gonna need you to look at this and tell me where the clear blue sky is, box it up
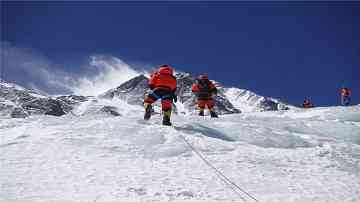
[1,1,359,106]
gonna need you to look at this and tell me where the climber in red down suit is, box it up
[143,65,177,126]
[191,74,218,118]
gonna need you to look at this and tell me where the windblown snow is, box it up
[71,55,139,96]
[1,101,360,202]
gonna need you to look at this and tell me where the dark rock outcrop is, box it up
[21,98,65,116]
[100,106,121,116]
[257,98,279,111]
[100,74,148,106]
[10,107,28,118]
[0,82,90,117]
[56,95,92,113]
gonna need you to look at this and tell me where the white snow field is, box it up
[1,103,360,202]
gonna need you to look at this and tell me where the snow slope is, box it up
[224,88,292,112]
[1,104,360,202]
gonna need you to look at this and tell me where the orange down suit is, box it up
[144,71,177,110]
[191,79,217,109]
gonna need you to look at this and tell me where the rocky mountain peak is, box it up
[99,71,292,114]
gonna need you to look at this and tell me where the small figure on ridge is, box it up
[302,98,314,109]
[340,87,352,106]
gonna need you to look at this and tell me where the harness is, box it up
[149,90,172,100]
[148,89,177,109]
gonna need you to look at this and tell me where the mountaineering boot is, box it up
[162,109,172,126]
[198,107,204,116]
[199,110,204,116]
[144,103,152,120]
[210,109,218,118]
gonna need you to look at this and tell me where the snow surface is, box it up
[224,88,293,112]
[0,82,27,91]
[1,103,360,202]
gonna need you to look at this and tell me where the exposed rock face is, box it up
[100,75,148,106]
[256,98,290,111]
[21,98,65,116]
[75,99,122,117]
[100,106,121,116]
[0,101,14,116]
[257,98,279,111]
[10,107,28,118]
[0,82,90,117]
[56,95,92,113]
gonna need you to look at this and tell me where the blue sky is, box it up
[1,1,359,106]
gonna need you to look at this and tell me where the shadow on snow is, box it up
[174,124,235,142]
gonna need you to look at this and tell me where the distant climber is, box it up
[302,99,314,109]
[144,65,177,126]
[340,87,351,106]
[192,74,218,118]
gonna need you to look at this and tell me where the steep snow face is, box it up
[225,87,292,112]
[1,104,359,202]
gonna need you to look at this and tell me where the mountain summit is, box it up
[100,72,291,115]
[1,71,291,118]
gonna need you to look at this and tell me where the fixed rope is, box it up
[69,110,81,117]
[178,133,260,202]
